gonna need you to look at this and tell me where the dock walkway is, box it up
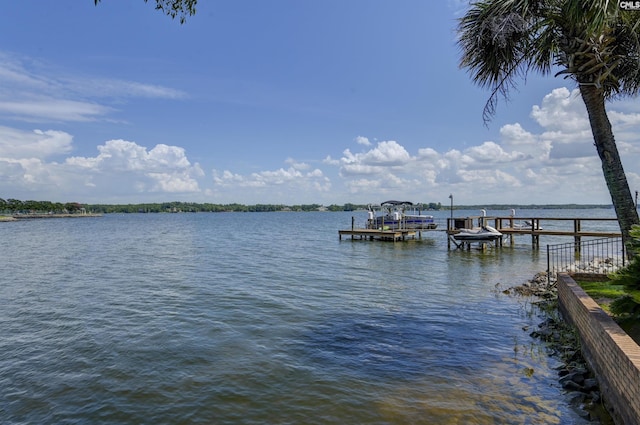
[446,216,621,249]
[338,228,420,242]
[339,214,622,248]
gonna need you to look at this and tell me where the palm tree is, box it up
[458,0,640,256]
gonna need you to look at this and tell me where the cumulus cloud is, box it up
[212,164,330,192]
[284,157,311,170]
[317,86,640,204]
[527,87,634,162]
[66,140,203,193]
[335,138,528,198]
[463,141,529,164]
[2,85,638,205]
[0,126,73,159]
[0,130,203,201]
[355,136,371,146]
[208,160,332,204]
[530,88,589,132]
[340,140,412,176]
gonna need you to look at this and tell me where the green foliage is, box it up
[606,225,640,316]
[458,0,640,121]
[458,0,640,263]
[86,202,333,213]
[0,199,72,214]
[1,199,375,214]
[610,295,640,318]
[94,0,197,24]
[609,225,640,290]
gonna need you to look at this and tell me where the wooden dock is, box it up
[339,214,621,248]
[338,228,420,242]
[446,216,621,249]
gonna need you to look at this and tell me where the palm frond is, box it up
[458,0,640,119]
[457,0,549,122]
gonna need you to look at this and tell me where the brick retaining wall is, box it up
[557,273,640,425]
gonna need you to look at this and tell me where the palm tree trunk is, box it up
[579,84,639,258]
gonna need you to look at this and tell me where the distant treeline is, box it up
[0,198,85,213]
[89,202,351,213]
[1,197,611,214]
[86,201,444,213]
[1,199,443,214]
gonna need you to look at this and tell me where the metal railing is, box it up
[547,237,626,283]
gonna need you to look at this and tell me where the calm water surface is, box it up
[1,209,617,424]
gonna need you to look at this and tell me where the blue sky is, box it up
[1,1,639,206]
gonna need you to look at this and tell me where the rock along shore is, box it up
[503,272,614,424]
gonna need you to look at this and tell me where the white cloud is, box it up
[609,110,640,127]
[463,141,529,164]
[314,86,640,204]
[285,157,311,170]
[213,165,329,191]
[0,99,114,123]
[0,126,73,159]
[0,131,203,201]
[361,140,411,165]
[530,88,589,133]
[2,85,638,205]
[68,79,186,100]
[66,140,203,193]
[355,136,371,146]
[339,140,413,176]
[0,51,186,123]
[527,88,627,161]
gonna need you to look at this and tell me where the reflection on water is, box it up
[0,210,606,424]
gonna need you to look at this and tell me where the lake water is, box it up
[1,209,618,424]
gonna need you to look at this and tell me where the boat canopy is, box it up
[380,200,413,206]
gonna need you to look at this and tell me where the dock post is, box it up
[351,216,354,240]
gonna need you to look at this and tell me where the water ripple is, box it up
[0,212,595,424]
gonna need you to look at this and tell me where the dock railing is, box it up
[546,237,626,284]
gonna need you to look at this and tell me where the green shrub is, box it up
[610,295,640,318]
[608,225,640,316]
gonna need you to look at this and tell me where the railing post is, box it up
[574,219,581,254]
[547,244,551,286]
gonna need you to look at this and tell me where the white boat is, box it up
[453,225,502,241]
[508,210,542,230]
[367,201,437,230]
[513,220,543,230]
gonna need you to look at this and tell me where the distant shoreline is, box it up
[1,204,617,218]
[2,214,102,221]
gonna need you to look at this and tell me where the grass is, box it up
[577,280,627,312]
[576,279,640,344]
